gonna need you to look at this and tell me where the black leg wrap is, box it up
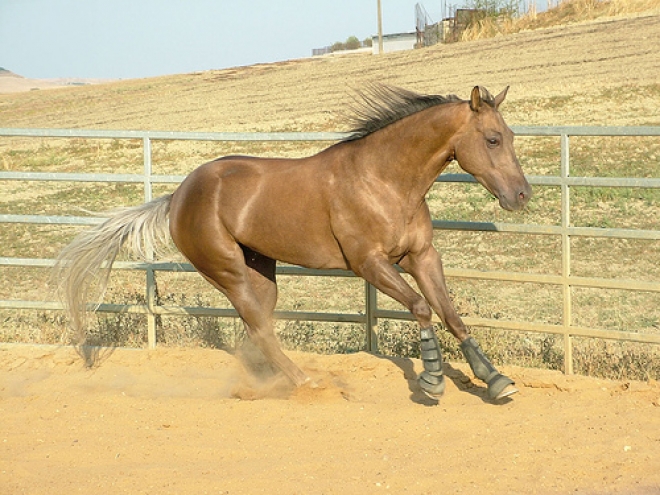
[418,327,446,398]
[460,337,517,400]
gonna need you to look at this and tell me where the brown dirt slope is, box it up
[1,14,659,131]
[1,344,659,495]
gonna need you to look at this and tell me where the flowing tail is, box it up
[53,194,173,342]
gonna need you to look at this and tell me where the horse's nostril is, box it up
[519,192,526,201]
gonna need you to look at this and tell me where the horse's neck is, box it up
[353,104,465,201]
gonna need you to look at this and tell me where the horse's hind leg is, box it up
[198,246,310,387]
[238,247,309,384]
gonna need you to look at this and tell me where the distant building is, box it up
[371,32,417,55]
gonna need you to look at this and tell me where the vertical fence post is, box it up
[143,136,157,349]
[365,282,379,352]
[560,132,574,374]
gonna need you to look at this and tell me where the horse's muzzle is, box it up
[499,181,532,211]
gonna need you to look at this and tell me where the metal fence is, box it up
[1,126,659,374]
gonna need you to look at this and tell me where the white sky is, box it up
[0,0,468,79]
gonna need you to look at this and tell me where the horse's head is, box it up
[453,86,532,211]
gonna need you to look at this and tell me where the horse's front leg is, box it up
[354,255,447,398]
[399,247,518,400]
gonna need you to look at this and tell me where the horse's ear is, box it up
[469,86,482,112]
[494,86,509,109]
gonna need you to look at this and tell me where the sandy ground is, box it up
[1,344,659,495]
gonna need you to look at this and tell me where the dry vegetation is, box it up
[1,1,659,380]
[461,0,660,40]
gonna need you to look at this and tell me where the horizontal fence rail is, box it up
[1,126,659,374]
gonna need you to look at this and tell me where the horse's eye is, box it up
[486,137,500,148]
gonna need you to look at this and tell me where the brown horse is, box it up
[55,85,531,400]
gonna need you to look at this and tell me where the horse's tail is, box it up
[53,194,173,343]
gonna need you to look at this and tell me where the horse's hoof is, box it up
[487,374,517,400]
[301,376,319,389]
[418,371,446,399]
[495,384,519,400]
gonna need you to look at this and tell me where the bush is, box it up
[330,35,365,53]
[345,36,361,50]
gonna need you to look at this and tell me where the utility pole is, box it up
[377,0,384,54]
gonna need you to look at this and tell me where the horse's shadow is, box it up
[375,354,512,406]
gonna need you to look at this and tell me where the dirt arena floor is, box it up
[1,344,659,495]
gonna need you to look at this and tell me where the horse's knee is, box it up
[411,298,433,327]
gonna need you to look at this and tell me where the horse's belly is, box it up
[234,213,347,270]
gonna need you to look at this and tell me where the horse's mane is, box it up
[343,84,463,142]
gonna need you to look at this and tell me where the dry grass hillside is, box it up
[1,11,659,131]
